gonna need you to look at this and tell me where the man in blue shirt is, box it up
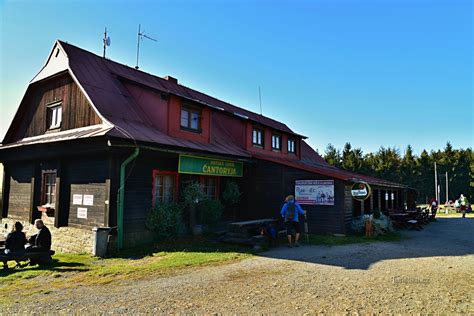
[281,195,306,247]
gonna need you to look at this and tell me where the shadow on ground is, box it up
[0,259,88,277]
[257,217,474,270]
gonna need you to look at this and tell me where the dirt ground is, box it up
[3,217,473,314]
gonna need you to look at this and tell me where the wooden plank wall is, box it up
[241,160,348,235]
[63,156,109,228]
[7,163,34,219]
[121,151,178,233]
[343,185,353,231]
[22,73,101,139]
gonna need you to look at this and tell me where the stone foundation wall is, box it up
[1,214,156,255]
[1,213,95,254]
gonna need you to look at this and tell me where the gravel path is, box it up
[4,217,474,314]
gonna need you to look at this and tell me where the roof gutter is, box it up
[117,147,140,250]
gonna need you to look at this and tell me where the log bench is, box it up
[0,250,55,269]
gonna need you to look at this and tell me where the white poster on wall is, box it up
[77,207,87,219]
[72,194,83,205]
[83,195,94,206]
[295,180,335,205]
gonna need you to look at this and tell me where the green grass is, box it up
[0,232,405,305]
[0,237,254,304]
[306,232,403,246]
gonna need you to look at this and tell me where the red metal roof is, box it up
[58,41,407,187]
[254,141,406,188]
[59,41,304,138]
[1,40,405,188]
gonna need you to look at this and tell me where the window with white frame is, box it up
[153,171,177,207]
[288,139,296,153]
[180,105,201,131]
[252,128,263,146]
[272,134,281,150]
[47,103,62,129]
[42,171,57,207]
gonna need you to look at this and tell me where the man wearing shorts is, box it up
[281,195,306,247]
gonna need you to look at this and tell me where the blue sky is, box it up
[1,0,472,155]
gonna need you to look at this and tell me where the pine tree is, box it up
[324,144,341,167]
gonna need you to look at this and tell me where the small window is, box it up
[180,105,201,131]
[47,103,62,129]
[288,139,296,154]
[202,177,218,200]
[153,171,178,207]
[272,134,281,150]
[252,128,263,146]
[42,171,57,208]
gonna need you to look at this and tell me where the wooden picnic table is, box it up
[222,218,280,247]
[228,218,277,228]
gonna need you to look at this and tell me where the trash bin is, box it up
[92,227,111,257]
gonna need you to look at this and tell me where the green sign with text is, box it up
[178,155,243,177]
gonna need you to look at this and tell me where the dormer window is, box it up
[272,134,281,151]
[181,105,201,132]
[47,102,62,130]
[252,128,263,147]
[288,139,296,154]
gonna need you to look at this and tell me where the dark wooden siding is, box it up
[63,156,109,228]
[121,150,178,233]
[241,160,348,234]
[7,163,34,219]
[21,73,101,139]
[344,185,354,231]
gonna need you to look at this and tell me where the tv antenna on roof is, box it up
[135,24,157,70]
[103,27,111,58]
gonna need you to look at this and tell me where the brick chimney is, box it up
[164,76,178,84]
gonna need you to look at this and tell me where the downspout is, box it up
[117,147,140,250]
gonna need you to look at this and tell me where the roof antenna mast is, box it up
[135,24,157,70]
[259,86,263,115]
[103,27,111,58]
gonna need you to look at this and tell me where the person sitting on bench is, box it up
[2,221,27,269]
[26,219,52,265]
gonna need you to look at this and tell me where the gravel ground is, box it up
[3,217,473,314]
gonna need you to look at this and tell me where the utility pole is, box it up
[434,162,438,201]
[445,171,449,203]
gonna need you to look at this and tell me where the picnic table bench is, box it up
[221,218,282,247]
[0,248,55,270]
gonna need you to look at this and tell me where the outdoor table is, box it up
[223,218,279,246]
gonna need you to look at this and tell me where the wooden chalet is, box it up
[0,41,410,253]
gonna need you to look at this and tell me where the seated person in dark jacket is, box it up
[26,219,52,265]
[2,221,27,269]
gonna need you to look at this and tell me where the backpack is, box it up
[285,202,296,221]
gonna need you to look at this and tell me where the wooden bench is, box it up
[0,250,55,269]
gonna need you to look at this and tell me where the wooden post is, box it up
[370,191,374,212]
[378,189,381,211]
[29,173,36,224]
[1,165,10,219]
[54,160,62,228]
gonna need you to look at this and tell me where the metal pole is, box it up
[434,162,438,201]
[103,27,107,58]
[135,24,141,69]
[445,172,448,203]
